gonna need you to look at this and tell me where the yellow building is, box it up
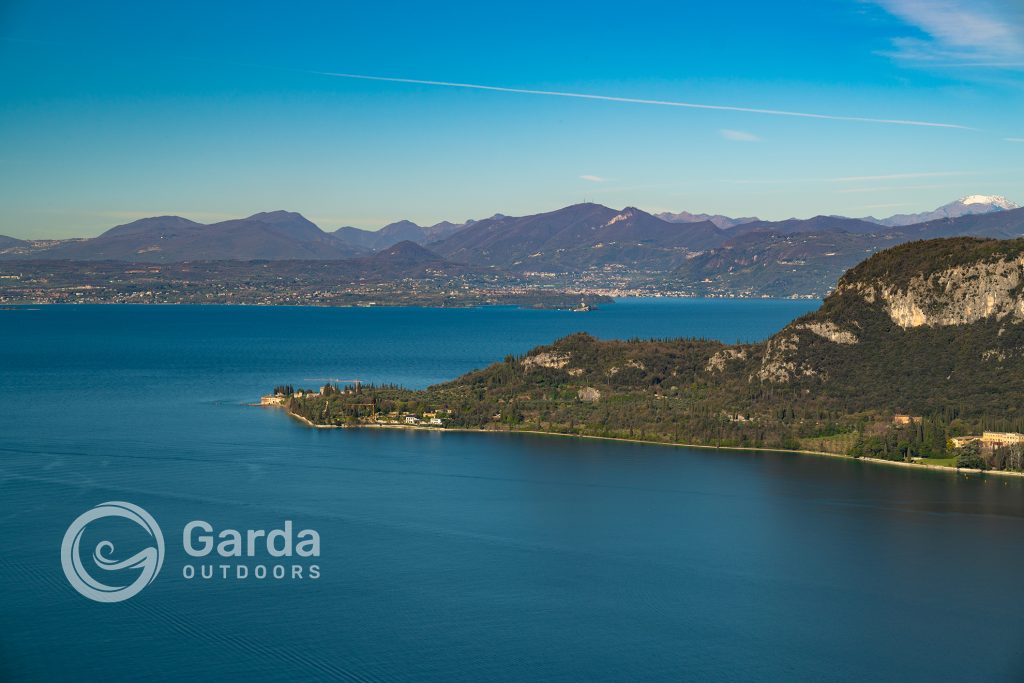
[981,432,1024,448]
[951,432,1024,449]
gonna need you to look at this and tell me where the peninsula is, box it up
[269,237,1024,474]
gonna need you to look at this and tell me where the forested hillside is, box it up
[282,237,1024,470]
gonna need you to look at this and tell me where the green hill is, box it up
[280,237,1024,468]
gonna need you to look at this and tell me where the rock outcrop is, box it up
[522,352,571,370]
[794,321,858,345]
[754,238,1024,384]
[706,348,748,373]
[841,255,1024,329]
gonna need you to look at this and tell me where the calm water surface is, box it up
[2,300,1023,681]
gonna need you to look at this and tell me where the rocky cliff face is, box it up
[753,237,1024,386]
[839,255,1024,329]
[752,322,859,383]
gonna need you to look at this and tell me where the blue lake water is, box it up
[2,299,1024,681]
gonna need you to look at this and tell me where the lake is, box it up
[2,299,1023,681]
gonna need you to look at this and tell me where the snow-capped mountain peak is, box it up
[869,194,1021,227]
[960,195,1018,209]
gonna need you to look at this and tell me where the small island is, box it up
[265,237,1024,476]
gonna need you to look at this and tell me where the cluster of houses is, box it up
[260,387,453,427]
[397,410,448,427]
[260,387,321,405]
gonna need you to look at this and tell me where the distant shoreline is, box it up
[0,295,819,308]
[265,405,1022,479]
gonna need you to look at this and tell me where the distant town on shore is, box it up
[2,196,1021,306]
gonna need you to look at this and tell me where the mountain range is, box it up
[2,196,1022,296]
[426,204,727,270]
[12,211,354,262]
[862,195,1020,227]
[332,219,468,252]
[654,210,758,229]
[677,202,1024,296]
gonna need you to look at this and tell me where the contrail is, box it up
[316,71,973,130]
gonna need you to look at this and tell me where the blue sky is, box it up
[1,0,1022,237]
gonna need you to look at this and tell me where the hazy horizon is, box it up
[4,194,1024,241]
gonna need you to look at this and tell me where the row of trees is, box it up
[850,422,1024,472]
[950,442,1024,472]
[849,416,950,460]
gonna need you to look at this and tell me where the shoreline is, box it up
[264,405,1023,479]
[0,295,818,309]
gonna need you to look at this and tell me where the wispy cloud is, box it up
[580,175,608,183]
[1007,137,1024,142]
[871,0,1024,68]
[837,182,964,194]
[850,202,915,210]
[315,71,972,129]
[723,170,974,184]
[720,129,760,142]
[827,170,972,182]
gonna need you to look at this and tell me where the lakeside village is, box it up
[261,383,452,428]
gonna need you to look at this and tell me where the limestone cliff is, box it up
[839,254,1024,329]
[749,238,1024,417]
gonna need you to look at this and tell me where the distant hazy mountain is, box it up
[331,219,466,252]
[891,204,1024,240]
[363,240,448,271]
[375,220,424,244]
[0,235,29,251]
[675,206,1024,296]
[674,228,891,297]
[331,226,379,251]
[731,215,883,235]
[427,203,727,271]
[9,198,1023,280]
[868,195,1020,227]
[655,211,759,229]
[30,211,358,262]
[421,220,465,241]
[87,215,203,238]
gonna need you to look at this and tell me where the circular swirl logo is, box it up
[61,501,164,603]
